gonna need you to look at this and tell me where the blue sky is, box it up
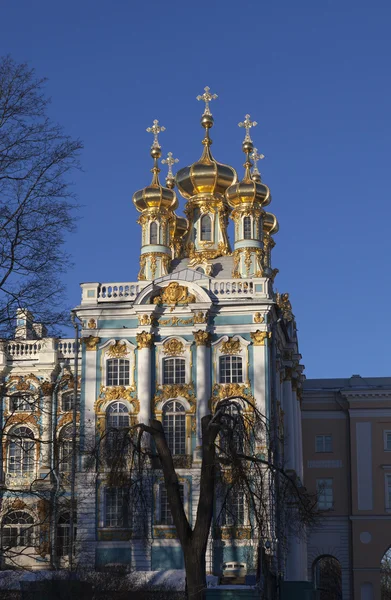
[1,0,390,378]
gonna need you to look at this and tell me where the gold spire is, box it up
[238,114,258,143]
[162,152,179,188]
[196,86,218,116]
[250,147,265,182]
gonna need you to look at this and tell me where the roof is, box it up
[303,375,391,391]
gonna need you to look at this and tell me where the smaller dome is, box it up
[263,212,279,235]
[170,214,189,240]
[226,140,271,209]
[133,146,178,213]
[176,115,237,199]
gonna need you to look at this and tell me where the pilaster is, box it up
[81,335,100,461]
[136,332,153,424]
[193,330,211,459]
[282,368,295,471]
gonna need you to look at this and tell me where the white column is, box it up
[251,333,267,418]
[282,370,295,471]
[81,335,100,461]
[194,331,211,449]
[136,332,153,425]
[39,384,53,477]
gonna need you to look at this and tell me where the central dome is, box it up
[176,114,237,199]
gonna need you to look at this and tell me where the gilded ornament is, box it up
[251,330,271,346]
[138,314,154,326]
[11,498,27,510]
[82,335,101,351]
[150,254,157,279]
[194,330,210,346]
[151,282,196,308]
[107,340,129,358]
[87,318,97,329]
[276,292,294,322]
[99,386,133,401]
[158,316,194,326]
[210,383,254,411]
[154,383,196,413]
[162,338,184,356]
[41,381,54,396]
[136,331,153,349]
[220,338,241,355]
[193,311,208,324]
[244,248,252,275]
[254,312,264,324]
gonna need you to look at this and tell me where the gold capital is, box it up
[136,331,153,350]
[250,330,271,346]
[83,335,101,351]
[194,330,210,346]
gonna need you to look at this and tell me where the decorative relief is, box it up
[41,381,54,396]
[220,338,241,355]
[194,330,210,346]
[162,338,184,356]
[250,330,272,346]
[136,331,153,349]
[276,292,294,322]
[253,312,264,324]
[153,527,178,539]
[158,316,194,327]
[82,335,101,351]
[58,412,80,428]
[99,385,135,401]
[151,282,196,309]
[8,373,40,391]
[138,314,155,326]
[193,311,208,324]
[210,383,254,410]
[107,340,129,358]
[220,527,251,540]
[11,498,27,510]
[153,384,196,413]
[87,318,97,329]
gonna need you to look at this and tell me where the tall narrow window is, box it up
[59,424,73,473]
[107,359,130,386]
[163,400,186,455]
[316,478,333,510]
[385,431,391,451]
[222,490,245,526]
[219,356,243,384]
[62,393,78,412]
[163,357,186,384]
[200,214,212,241]
[160,483,184,525]
[243,216,252,239]
[219,402,245,454]
[150,221,158,244]
[57,513,77,557]
[105,487,130,527]
[8,426,35,475]
[2,511,34,548]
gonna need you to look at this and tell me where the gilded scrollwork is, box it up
[250,330,272,346]
[136,331,153,349]
[210,383,254,411]
[193,311,208,324]
[193,330,210,346]
[107,340,129,358]
[162,338,184,356]
[87,318,97,329]
[220,338,241,355]
[82,336,101,351]
[153,383,196,413]
[151,282,196,308]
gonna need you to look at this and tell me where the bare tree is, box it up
[96,397,318,600]
[0,55,82,336]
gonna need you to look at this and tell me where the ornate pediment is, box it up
[151,282,196,309]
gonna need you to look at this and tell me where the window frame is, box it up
[104,487,131,528]
[315,434,333,453]
[61,392,79,413]
[7,426,36,477]
[106,358,130,387]
[57,512,77,557]
[2,511,35,548]
[200,214,212,242]
[219,355,244,384]
[9,394,35,413]
[385,474,391,510]
[243,216,252,240]
[384,431,391,452]
[158,482,185,526]
[163,357,186,385]
[221,489,247,527]
[149,221,159,245]
[162,400,186,456]
[316,478,334,510]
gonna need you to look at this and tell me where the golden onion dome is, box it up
[170,213,189,240]
[176,113,237,199]
[263,211,279,235]
[226,139,271,209]
[133,145,178,213]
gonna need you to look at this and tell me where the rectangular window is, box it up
[160,484,184,526]
[163,358,186,385]
[107,359,130,386]
[384,431,391,451]
[386,475,391,509]
[222,491,245,526]
[219,356,243,384]
[105,487,129,527]
[315,435,332,453]
[316,478,333,510]
[10,396,34,412]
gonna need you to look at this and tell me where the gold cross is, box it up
[146,119,166,148]
[238,114,258,142]
[196,86,218,116]
[250,147,265,175]
[161,152,179,178]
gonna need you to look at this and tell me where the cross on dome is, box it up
[196,86,218,116]
[146,119,166,148]
[250,147,265,175]
[162,152,179,178]
[238,114,258,142]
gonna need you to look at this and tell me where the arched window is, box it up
[10,395,35,412]
[2,511,34,548]
[313,556,342,599]
[57,512,77,557]
[163,357,186,384]
[243,216,252,239]
[62,393,78,412]
[222,489,245,526]
[107,402,129,429]
[8,426,35,475]
[107,358,130,386]
[163,401,186,455]
[200,214,212,241]
[150,221,158,244]
[219,356,243,384]
[59,424,73,473]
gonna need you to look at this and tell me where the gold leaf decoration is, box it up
[250,330,271,346]
[194,330,210,346]
[87,318,97,329]
[220,338,241,355]
[162,338,184,356]
[193,311,208,324]
[107,340,129,358]
[253,312,264,324]
[136,331,153,349]
[151,282,196,308]
[82,336,100,351]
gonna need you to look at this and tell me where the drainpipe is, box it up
[69,311,81,572]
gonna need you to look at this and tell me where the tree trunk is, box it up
[184,546,207,600]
